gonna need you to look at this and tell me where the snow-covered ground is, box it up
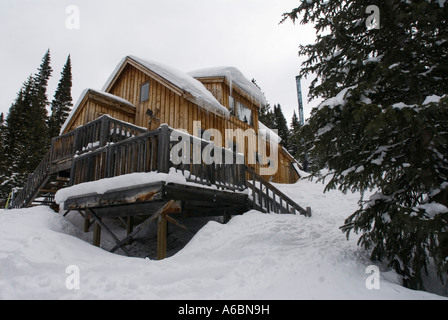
[0,176,446,300]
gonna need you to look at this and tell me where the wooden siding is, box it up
[64,90,136,133]
[66,62,299,184]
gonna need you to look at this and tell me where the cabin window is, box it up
[237,102,253,126]
[140,82,150,103]
[229,95,236,116]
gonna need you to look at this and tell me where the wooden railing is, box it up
[51,115,148,164]
[70,128,160,185]
[70,125,246,191]
[168,128,246,191]
[11,150,52,209]
[245,166,311,216]
[11,115,148,208]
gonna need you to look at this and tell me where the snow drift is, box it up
[0,178,446,300]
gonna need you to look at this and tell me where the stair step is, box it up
[38,189,58,193]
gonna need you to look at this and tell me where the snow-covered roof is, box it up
[60,89,136,134]
[188,66,267,107]
[103,56,230,118]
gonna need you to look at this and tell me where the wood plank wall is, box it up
[66,99,135,132]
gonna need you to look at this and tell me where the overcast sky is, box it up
[0,0,318,126]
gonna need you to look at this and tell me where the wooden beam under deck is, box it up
[63,182,248,218]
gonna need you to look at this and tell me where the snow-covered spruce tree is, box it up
[0,113,6,204]
[3,76,36,192]
[289,111,302,158]
[1,50,53,199]
[273,104,290,149]
[30,49,52,153]
[258,102,276,128]
[283,0,448,289]
[253,79,276,129]
[49,55,73,138]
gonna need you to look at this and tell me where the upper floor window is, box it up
[237,102,253,126]
[229,95,253,126]
[229,95,236,116]
[140,81,150,103]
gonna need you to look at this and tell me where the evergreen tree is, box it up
[0,112,6,204]
[1,50,53,199]
[0,76,34,199]
[5,76,36,173]
[49,55,73,138]
[289,111,301,157]
[273,104,289,149]
[29,49,52,151]
[258,102,275,129]
[251,78,275,128]
[23,50,53,172]
[284,1,448,289]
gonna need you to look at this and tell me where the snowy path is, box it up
[0,177,446,300]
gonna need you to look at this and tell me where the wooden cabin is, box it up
[61,56,300,184]
[10,56,311,258]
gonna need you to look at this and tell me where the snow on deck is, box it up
[54,169,187,205]
[54,168,244,207]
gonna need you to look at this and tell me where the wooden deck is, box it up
[62,181,248,219]
[60,182,248,259]
[11,115,311,259]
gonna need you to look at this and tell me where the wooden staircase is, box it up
[246,167,311,216]
[11,115,148,209]
[31,176,70,208]
[10,116,311,217]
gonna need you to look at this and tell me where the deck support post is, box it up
[126,216,134,235]
[157,214,168,260]
[150,200,179,260]
[84,218,92,232]
[93,219,101,247]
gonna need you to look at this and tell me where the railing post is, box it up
[49,137,56,163]
[69,158,77,186]
[157,124,170,174]
[99,116,109,148]
[105,147,112,179]
[73,128,80,155]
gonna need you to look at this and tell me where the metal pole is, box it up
[295,75,304,126]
